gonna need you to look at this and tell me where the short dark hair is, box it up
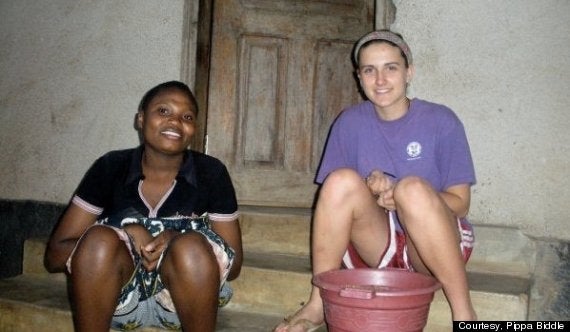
[138,81,198,114]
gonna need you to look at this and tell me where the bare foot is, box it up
[273,301,325,332]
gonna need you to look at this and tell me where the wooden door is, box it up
[206,0,374,207]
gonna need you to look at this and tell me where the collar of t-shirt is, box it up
[124,145,198,187]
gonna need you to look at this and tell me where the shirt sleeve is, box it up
[437,112,476,188]
[207,161,239,222]
[315,112,355,184]
[72,153,116,215]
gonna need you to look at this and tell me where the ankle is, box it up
[452,308,477,321]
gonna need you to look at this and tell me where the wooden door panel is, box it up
[207,0,373,207]
[237,35,288,170]
[312,40,364,170]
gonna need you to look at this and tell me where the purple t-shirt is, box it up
[316,99,476,191]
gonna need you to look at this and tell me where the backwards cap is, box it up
[353,30,413,66]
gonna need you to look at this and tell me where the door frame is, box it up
[182,0,394,153]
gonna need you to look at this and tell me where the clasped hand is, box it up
[140,229,179,271]
[366,169,397,211]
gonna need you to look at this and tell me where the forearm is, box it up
[439,191,470,218]
[45,203,98,272]
[44,238,78,273]
[227,248,242,281]
[211,220,243,281]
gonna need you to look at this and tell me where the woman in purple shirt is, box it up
[275,30,477,331]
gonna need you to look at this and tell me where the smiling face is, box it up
[357,41,414,119]
[137,87,197,156]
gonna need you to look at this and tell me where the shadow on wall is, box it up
[0,200,65,278]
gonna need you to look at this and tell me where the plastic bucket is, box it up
[313,268,441,332]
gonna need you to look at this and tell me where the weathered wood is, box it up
[207,0,374,207]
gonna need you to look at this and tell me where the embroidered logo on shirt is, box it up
[406,141,422,160]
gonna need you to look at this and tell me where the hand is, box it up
[140,229,178,271]
[366,170,396,211]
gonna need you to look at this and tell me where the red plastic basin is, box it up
[313,268,442,332]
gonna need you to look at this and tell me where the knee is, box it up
[324,168,362,186]
[393,176,433,205]
[162,233,217,274]
[71,225,125,269]
[321,168,366,199]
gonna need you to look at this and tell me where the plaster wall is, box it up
[0,0,569,242]
[0,0,186,203]
[391,0,570,240]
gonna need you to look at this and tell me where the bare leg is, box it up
[69,225,134,332]
[274,168,389,331]
[394,176,477,321]
[160,232,220,332]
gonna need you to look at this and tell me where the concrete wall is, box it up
[0,0,186,203]
[391,0,570,241]
[0,0,569,241]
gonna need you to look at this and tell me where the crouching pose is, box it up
[45,81,243,332]
[274,30,477,332]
